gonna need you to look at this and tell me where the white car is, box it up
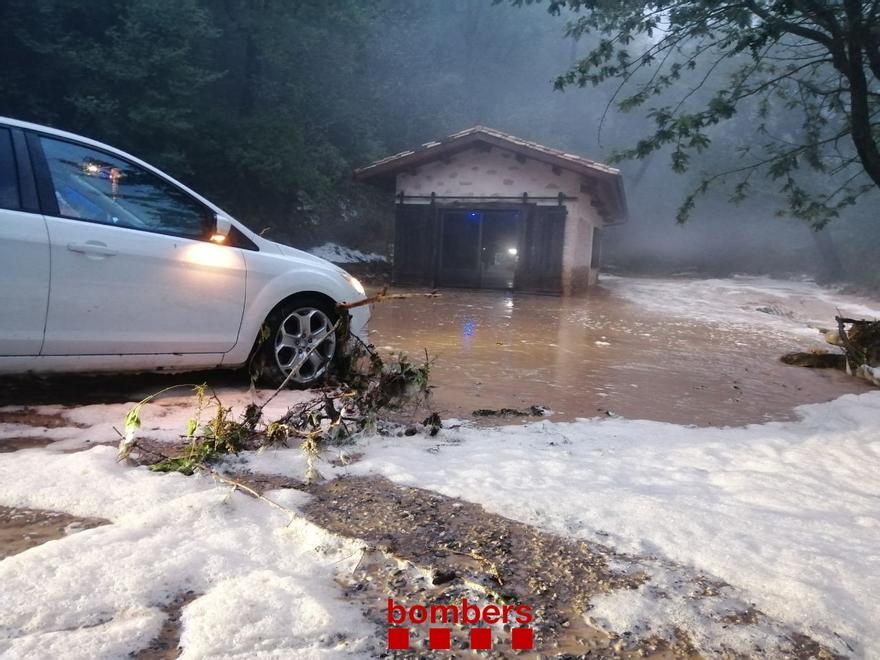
[0,117,370,386]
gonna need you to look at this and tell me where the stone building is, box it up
[354,126,627,294]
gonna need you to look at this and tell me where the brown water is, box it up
[0,506,107,559]
[0,281,869,427]
[368,286,870,426]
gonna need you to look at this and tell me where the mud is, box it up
[0,407,92,453]
[0,371,248,408]
[288,474,839,659]
[370,286,870,425]
[0,505,108,559]
[0,411,117,455]
[0,407,87,428]
[0,436,56,453]
[134,591,200,660]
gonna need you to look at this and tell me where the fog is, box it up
[2,0,876,284]
[354,0,877,283]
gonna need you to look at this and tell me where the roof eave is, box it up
[354,130,619,183]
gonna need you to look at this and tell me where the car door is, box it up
[0,126,50,356]
[32,133,247,356]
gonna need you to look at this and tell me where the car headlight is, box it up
[347,275,365,296]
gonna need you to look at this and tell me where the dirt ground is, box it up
[217,472,838,659]
[0,472,839,659]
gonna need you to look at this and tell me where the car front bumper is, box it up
[347,303,370,347]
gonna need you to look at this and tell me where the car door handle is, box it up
[67,242,118,257]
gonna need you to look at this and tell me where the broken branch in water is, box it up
[473,406,548,418]
[779,352,846,369]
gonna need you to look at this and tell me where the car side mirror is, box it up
[210,212,233,243]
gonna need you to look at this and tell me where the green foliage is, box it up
[0,0,392,238]
[0,0,219,170]
[149,384,248,474]
[118,384,200,460]
[507,0,880,228]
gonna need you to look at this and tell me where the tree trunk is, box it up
[811,228,844,282]
[842,1,880,188]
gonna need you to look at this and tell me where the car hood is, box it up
[272,241,349,274]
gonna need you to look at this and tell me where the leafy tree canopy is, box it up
[506,0,880,227]
[0,0,388,235]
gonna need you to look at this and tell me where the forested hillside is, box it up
[2,0,877,285]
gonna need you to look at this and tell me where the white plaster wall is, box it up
[394,146,604,292]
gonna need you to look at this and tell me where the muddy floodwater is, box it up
[368,281,871,426]
[0,506,107,559]
[0,277,871,427]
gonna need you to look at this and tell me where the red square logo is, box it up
[429,627,451,650]
[388,627,409,650]
[512,627,534,650]
[470,627,492,650]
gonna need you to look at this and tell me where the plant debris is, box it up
[336,284,441,310]
[472,405,548,418]
[118,309,438,482]
[835,317,880,386]
[780,351,847,369]
[786,317,880,386]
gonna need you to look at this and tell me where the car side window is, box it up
[0,128,21,211]
[39,136,212,240]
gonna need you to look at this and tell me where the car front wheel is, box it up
[252,297,339,388]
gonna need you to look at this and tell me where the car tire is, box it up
[251,296,340,389]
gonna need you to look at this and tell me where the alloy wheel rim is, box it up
[274,308,336,383]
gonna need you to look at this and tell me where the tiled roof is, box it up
[354,125,627,225]
[354,125,620,179]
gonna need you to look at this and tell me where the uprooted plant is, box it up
[118,304,438,483]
